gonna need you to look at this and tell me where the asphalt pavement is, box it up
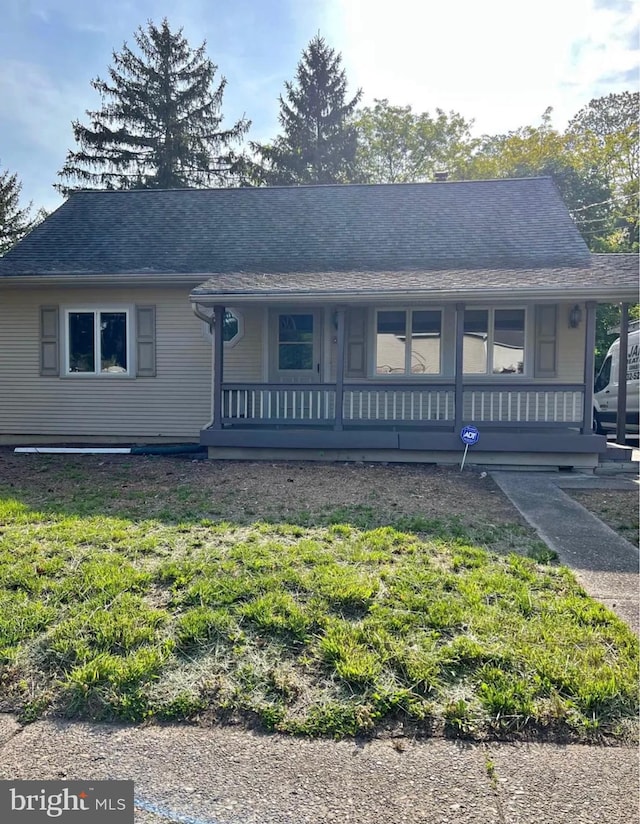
[0,715,638,824]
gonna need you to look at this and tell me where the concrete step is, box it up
[597,442,640,475]
[595,461,639,475]
[602,442,636,462]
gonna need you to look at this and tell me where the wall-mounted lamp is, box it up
[568,304,583,329]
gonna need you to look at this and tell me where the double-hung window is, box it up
[376,309,442,375]
[65,309,129,375]
[463,308,526,375]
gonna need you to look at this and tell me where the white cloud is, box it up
[325,0,639,134]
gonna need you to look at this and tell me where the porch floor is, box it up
[201,425,606,469]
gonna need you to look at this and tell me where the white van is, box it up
[593,322,640,435]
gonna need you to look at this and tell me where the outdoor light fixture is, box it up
[568,304,583,329]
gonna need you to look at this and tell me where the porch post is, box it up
[454,302,465,430]
[616,302,629,444]
[212,304,225,430]
[334,307,346,430]
[582,301,597,434]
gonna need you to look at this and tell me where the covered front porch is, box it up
[197,300,606,468]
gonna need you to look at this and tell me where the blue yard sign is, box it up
[460,425,480,446]
[459,425,480,470]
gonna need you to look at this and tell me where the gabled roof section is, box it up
[0,177,590,277]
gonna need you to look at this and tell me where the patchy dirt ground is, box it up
[0,448,526,528]
[566,489,639,547]
[2,449,636,552]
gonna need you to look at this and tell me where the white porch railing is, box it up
[342,386,454,422]
[463,386,584,423]
[222,384,336,423]
[220,383,585,427]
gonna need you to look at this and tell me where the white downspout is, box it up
[191,301,216,428]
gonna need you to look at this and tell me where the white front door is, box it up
[270,309,323,383]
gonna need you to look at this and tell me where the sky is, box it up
[1,0,637,213]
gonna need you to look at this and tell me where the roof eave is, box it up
[0,272,208,287]
[190,286,639,304]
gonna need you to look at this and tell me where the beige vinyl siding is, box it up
[0,286,211,440]
[555,302,586,382]
[223,305,264,382]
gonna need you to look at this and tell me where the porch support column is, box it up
[212,304,225,430]
[454,302,465,430]
[334,307,346,431]
[582,300,597,435]
[616,302,629,444]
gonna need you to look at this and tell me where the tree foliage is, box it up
[451,98,638,368]
[568,92,639,252]
[452,95,639,253]
[354,99,476,183]
[565,94,638,367]
[568,91,638,140]
[454,108,614,243]
[0,163,38,255]
[247,35,361,185]
[350,93,636,370]
[57,18,249,195]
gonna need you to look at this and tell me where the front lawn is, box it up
[0,453,637,740]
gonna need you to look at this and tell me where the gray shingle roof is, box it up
[0,177,591,277]
[191,255,638,301]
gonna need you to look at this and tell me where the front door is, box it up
[270,309,322,383]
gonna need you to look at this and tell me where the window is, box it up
[463,308,525,375]
[594,355,612,393]
[66,309,129,375]
[222,311,239,343]
[278,313,314,371]
[202,309,244,347]
[376,309,442,375]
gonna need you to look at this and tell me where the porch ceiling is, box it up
[191,254,638,304]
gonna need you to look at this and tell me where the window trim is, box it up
[463,306,529,377]
[374,307,443,377]
[63,306,132,378]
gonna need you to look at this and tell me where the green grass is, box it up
[0,459,637,741]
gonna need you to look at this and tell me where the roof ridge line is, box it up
[67,177,556,196]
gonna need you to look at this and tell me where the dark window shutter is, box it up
[534,305,557,378]
[345,308,367,378]
[136,305,156,377]
[40,306,59,376]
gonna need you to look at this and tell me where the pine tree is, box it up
[57,19,250,195]
[0,163,37,255]
[248,35,362,185]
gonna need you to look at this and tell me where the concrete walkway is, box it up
[492,472,639,632]
[0,715,637,824]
